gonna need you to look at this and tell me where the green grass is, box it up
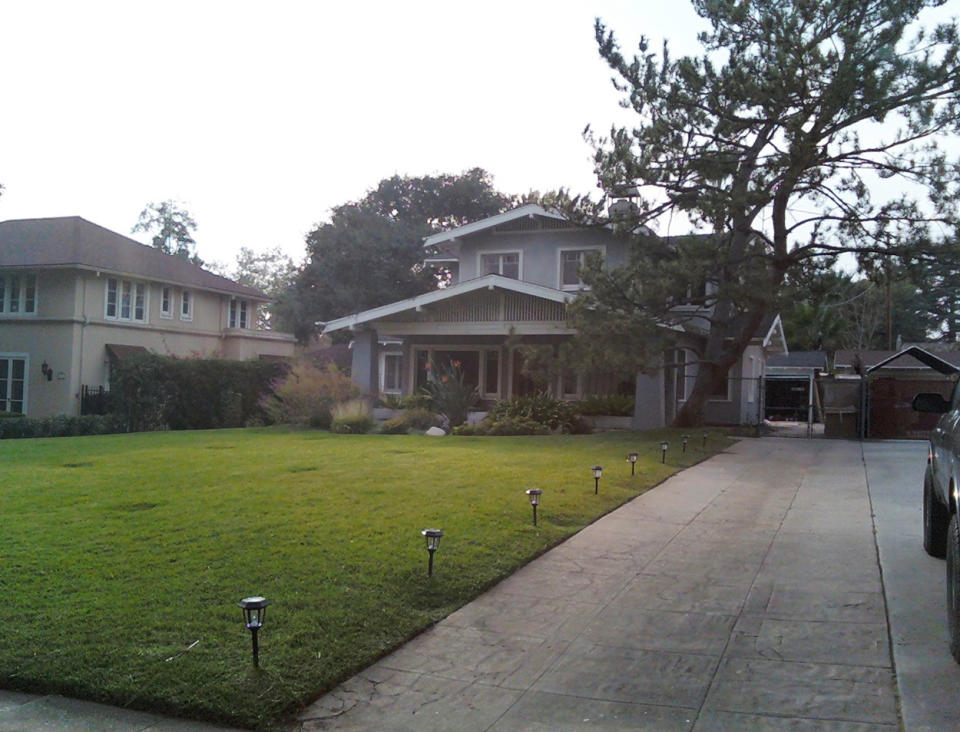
[0,427,729,729]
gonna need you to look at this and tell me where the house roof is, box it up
[422,204,569,248]
[322,274,573,334]
[835,347,960,373]
[0,216,267,300]
[767,351,828,369]
[866,346,960,375]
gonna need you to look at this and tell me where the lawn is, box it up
[0,427,728,729]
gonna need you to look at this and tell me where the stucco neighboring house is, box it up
[322,204,786,428]
[0,216,296,417]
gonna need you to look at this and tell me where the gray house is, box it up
[323,204,786,428]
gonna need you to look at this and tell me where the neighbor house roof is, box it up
[0,216,267,300]
[322,274,574,334]
[422,204,570,248]
[835,347,960,373]
[767,351,828,370]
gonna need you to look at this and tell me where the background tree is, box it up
[215,246,298,329]
[132,200,201,263]
[576,0,960,425]
[288,168,515,341]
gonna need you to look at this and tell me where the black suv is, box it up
[915,389,960,661]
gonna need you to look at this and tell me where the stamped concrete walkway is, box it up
[298,438,923,731]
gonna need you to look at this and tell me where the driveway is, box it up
[300,437,960,731]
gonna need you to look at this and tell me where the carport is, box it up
[864,346,959,439]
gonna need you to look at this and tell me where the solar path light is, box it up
[591,465,603,494]
[681,434,689,454]
[421,528,444,576]
[627,452,639,476]
[526,489,542,526]
[702,431,708,448]
[660,441,669,463]
[238,595,269,668]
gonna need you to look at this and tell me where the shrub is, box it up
[379,417,410,434]
[378,407,441,435]
[379,393,432,410]
[331,399,375,434]
[421,362,478,427]
[261,361,361,427]
[487,393,589,433]
[453,417,550,436]
[0,414,125,440]
[575,394,635,417]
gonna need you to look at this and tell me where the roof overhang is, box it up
[322,275,573,334]
[422,204,569,248]
[866,346,960,375]
[758,313,788,354]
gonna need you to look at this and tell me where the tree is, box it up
[132,200,201,263]
[576,0,960,425]
[289,169,515,340]
[216,246,298,330]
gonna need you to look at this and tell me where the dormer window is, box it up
[480,252,520,279]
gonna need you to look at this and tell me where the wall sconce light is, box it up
[41,361,53,381]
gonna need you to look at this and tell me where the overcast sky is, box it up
[0,1,711,267]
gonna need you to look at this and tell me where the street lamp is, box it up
[627,452,639,476]
[681,434,689,454]
[525,489,542,526]
[660,440,669,463]
[421,528,444,576]
[238,596,269,668]
[591,465,603,494]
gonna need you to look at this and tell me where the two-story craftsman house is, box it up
[0,216,295,417]
[322,204,786,428]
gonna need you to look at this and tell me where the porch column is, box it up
[350,329,379,395]
[632,365,666,429]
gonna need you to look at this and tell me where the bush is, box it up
[0,414,125,440]
[379,393,433,410]
[330,399,375,434]
[421,361,478,428]
[260,361,361,427]
[487,393,589,433]
[575,394,635,417]
[379,417,410,434]
[378,407,441,435]
[453,417,550,436]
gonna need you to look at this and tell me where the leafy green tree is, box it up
[132,200,201,263]
[289,169,515,341]
[224,246,298,330]
[577,0,960,425]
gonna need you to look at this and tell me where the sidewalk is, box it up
[299,438,906,730]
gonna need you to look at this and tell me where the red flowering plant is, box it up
[421,360,478,428]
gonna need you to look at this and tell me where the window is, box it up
[105,278,147,322]
[480,252,520,279]
[181,291,193,321]
[229,299,249,329]
[0,356,26,414]
[0,273,37,315]
[380,353,402,394]
[484,350,500,398]
[560,249,603,290]
[160,286,172,318]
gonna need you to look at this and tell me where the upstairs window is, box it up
[480,252,520,279]
[0,273,38,315]
[560,249,603,290]
[105,279,147,322]
[181,291,193,321]
[229,299,249,329]
[160,286,173,318]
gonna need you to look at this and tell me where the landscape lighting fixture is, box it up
[421,528,444,576]
[681,434,689,454]
[660,441,669,463]
[238,596,269,668]
[526,489,542,526]
[702,431,708,448]
[627,452,639,476]
[591,465,603,494]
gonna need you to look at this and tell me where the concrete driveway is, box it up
[300,438,960,731]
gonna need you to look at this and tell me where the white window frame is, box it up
[478,250,522,280]
[0,353,28,414]
[229,299,249,329]
[379,351,403,395]
[180,290,193,322]
[0,273,38,316]
[160,286,173,319]
[558,246,605,291]
[104,278,148,323]
[412,346,500,399]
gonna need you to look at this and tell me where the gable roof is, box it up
[865,346,960,375]
[0,216,267,300]
[322,274,573,334]
[422,204,570,248]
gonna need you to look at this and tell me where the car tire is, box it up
[924,466,949,559]
[948,514,960,664]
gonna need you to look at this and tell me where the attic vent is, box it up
[494,216,575,234]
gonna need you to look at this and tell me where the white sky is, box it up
[0,0,708,267]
